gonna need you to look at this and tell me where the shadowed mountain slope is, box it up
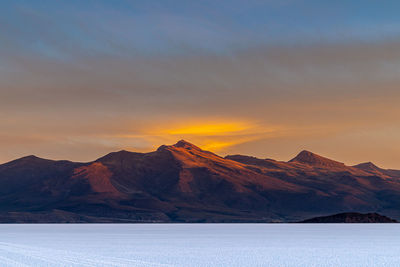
[1,140,400,222]
[353,162,400,179]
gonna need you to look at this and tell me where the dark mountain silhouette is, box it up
[0,140,400,222]
[299,212,398,223]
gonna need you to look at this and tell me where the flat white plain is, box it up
[0,224,398,267]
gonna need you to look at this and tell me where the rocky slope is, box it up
[0,140,399,222]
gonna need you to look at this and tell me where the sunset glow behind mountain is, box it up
[1,0,400,168]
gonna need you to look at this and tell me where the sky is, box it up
[1,0,400,168]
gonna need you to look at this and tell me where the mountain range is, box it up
[1,140,400,222]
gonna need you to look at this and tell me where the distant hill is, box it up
[289,150,346,168]
[299,212,398,223]
[1,140,400,222]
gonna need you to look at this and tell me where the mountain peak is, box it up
[353,162,383,173]
[173,140,202,150]
[354,161,379,169]
[17,155,50,163]
[21,155,40,160]
[290,150,319,163]
[156,140,203,153]
[289,150,345,168]
[1,155,54,168]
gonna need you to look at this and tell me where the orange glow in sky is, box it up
[139,120,281,153]
[163,122,249,136]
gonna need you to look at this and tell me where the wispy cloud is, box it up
[1,1,400,167]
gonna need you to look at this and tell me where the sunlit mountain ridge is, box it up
[0,140,400,223]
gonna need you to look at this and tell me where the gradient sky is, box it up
[1,0,400,168]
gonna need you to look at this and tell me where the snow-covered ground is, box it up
[0,224,398,266]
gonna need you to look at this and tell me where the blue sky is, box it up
[2,0,400,57]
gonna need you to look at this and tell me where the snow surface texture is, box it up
[0,224,398,267]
